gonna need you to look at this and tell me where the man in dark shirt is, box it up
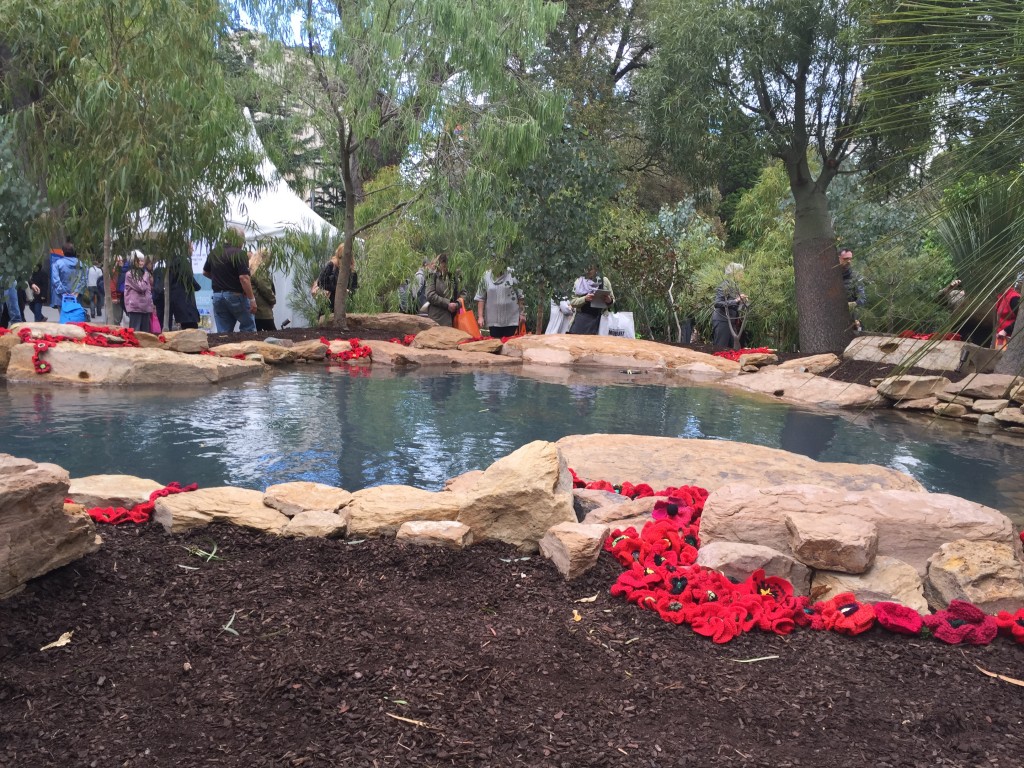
[202,227,257,333]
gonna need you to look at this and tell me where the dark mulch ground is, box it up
[208,326,963,387]
[2,526,1022,768]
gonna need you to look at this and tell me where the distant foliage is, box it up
[0,129,44,280]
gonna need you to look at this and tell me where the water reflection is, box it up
[1,368,1020,526]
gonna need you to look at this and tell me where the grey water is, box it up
[1,368,1020,526]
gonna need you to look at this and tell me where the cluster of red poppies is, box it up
[11,322,143,374]
[583,469,1024,645]
[78,481,198,525]
[897,331,962,341]
[711,346,774,361]
[387,335,417,346]
[321,336,372,362]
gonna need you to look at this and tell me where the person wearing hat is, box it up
[424,252,464,327]
[567,264,614,335]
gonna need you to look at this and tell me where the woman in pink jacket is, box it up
[123,250,155,331]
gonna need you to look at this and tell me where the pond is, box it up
[1,367,1021,527]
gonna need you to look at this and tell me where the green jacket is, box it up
[251,269,276,321]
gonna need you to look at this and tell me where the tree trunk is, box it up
[788,169,853,354]
[995,314,1024,375]
[331,134,356,331]
[102,198,114,322]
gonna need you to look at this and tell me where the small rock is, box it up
[785,513,878,574]
[282,510,348,538]
[935,391,974,407]
[396,520,474,549]
[994,406,1024,426]
[972,399,1010,414]
[263,481,352,517]
[933,402,967,418]
[894,396,939,411]
[738,352,778,367]
[925,540,1024,613]
[740,364,760,373]
[538,522,610,580]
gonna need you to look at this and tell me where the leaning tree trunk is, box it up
[332,131,356,332]
[102,194,114,322]
[788,169,853,354]
[995,314,1024,375]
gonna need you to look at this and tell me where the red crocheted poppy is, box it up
[586,479,616,493]
[605,529,642,566]
[873,602,924,636]
[756,599,799,635]
[651,498,697,525]
[995,609,1024,644]
[745,569,794,603]
[923,600,998,645]
[610,562,663,603]
[690,602,748,643]
[654,594,693,625]
[815,592,876,636]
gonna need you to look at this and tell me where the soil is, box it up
[2,525,1022,768]
[206,325,961,387]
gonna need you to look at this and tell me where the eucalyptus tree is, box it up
[240,0,564,330]
[642,0,869,353]
[3,0,262,319]
[0,126,44,282]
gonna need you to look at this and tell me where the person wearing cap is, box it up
[567,264,614,335]
[839,248,866,331]
[424,252,463,327]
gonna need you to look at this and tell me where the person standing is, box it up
[109,255,126,325]
[87,261,104,318]
[27,262,48,321]
[567,264,614,335]
[711,262,748,349]
[250,250,277,332]
[51,240,87,309]
[1,277,21,327]
[425,252,462,327]
[203,227,257,333]
[839,248,866,331]
[475,259,525,338]
[994,280,1021,349]
[122,250,155,331]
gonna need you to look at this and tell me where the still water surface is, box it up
[1,368,1019,525]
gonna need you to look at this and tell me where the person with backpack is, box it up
[399,257,436,314]
[424,252,464,327]
[51,240,89,323]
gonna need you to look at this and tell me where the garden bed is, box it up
[1,525,1021,767]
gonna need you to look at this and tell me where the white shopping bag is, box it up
[545,301,574,334]
[603,311,635,338]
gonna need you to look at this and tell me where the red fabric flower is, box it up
[873,602,924,636]
[995,609,1024,644]
[923,600,999,645]
[690,602,748,643]
[814,592,876,636]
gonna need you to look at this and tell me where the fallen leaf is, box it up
[572,610,583,622]
[973,662,1024,687]
[731,655,780,664]
[40,631,73,651]
[574,593,599,603]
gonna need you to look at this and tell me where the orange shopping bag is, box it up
[453,298,481,338]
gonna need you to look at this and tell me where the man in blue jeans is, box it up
[202,228,257,333]
[2,279,22,326]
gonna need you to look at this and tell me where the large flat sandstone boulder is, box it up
[539,522,610,580]
[582,496,659,530]
[9,322,87,340]
[810,556,929,614]
[459,338,504,354]
[843,336,965,372]
[695,542,812,596]
[344,312,437,336]
[365,340,519,368]
[944,373,1022,401]
[263,482,352,517]
[701,483,1018,575]
[785,513,878,574]
[501,335,738,377]
[68,474,163,509]
[291,339,328,361]
[0,333,20,374]
[153,487,289,534]
[345,485,462,537]
[557,436,924,494]
[777,354,840,375]
[397,521,474,549]
[1,455,99,599]
[211,341,297,365]
[876,375,951,401]
[456,440,576,552]
[727,367,884,409]
[6,342,264,386]
[412,326,472,350]
[161,329,209,354]
[925,540,1024,613]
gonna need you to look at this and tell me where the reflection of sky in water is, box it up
[1,368,1020,526]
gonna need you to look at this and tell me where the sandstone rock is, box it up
[396,520,474,549]
[539,522,610,580]
[869,377,885,387]
[412,326,472,350]
[161,329,209,354]
[366,340,520,368]
[777,353,840,374]
[10,322,87,340]
[0,333,20,375]
[925,540,1024,613]
[211,341,297,365]
[263,482,352,517]
[281,510,349,538]
[935,392,974,407]
[894,397,939,411]
[933,402,968,419]
[978,414,1000,429]
[502,334,738,377]
[972,399,1010,414]
[6,342,264,386]
[557,435,924,495]
[1011,380,1024,403]
[695,542,812,596]
[456,441,576,552]
[728,367,884,409]
[291,339,328,361]
[959,413,983,424]
[582,496,659,528]
[153,487,289,534]
[1,454,99,599]
[344,312,437,336]
[944,373,1022,400]
[459,338,504,354]
[810,556,929,614]
[263,337,295,348]
[68,474,163,509]
[444,470,485,493]
[701,483,1017,575]
[133,331,164,349]
[876,375,951,401]
[785,513,878,574]
[843,336,965,372]
[994,406,1024,426]
[740,365,760,373]
[346,485,462,537]
[738,352,778,367]
[573,489,630,521]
